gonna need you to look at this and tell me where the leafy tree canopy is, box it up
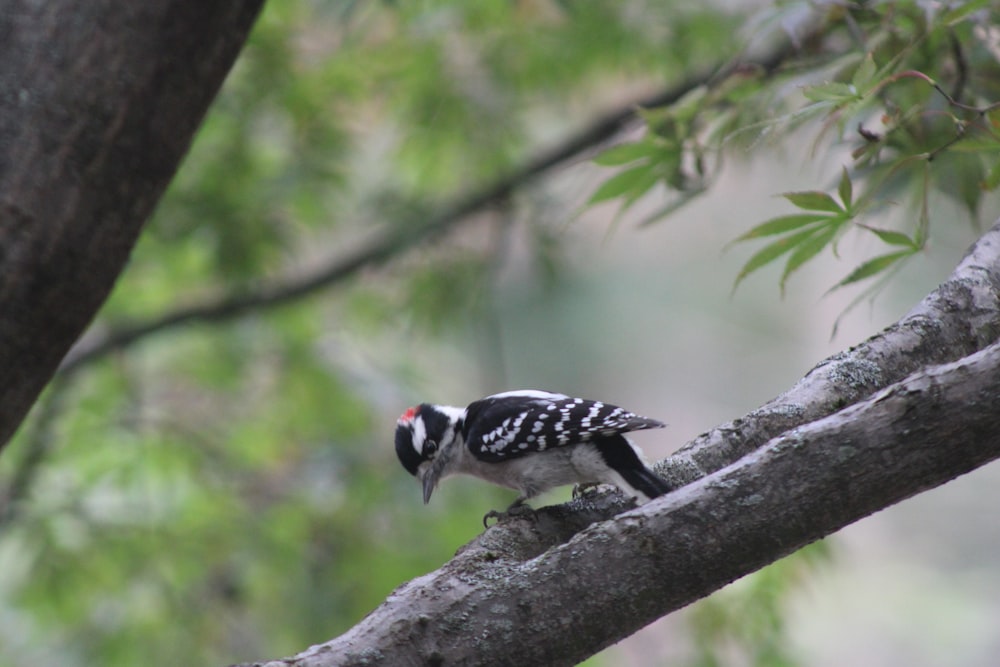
[0,1,997,666]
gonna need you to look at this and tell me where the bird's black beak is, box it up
[419,448,447,504]
[422,468,438,504]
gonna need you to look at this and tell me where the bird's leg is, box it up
[482,496,537,528]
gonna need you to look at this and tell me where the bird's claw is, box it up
[482,503,536,528]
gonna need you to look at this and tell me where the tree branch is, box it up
[236,338,1000,667]
[661,217,1000,486]
[61,39,803,377]
[0,1,263,449]
[230,220,1000,666]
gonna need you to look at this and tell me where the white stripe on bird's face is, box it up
[412,415,428,456]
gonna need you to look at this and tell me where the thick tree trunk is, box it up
[233,221,1000,667]
[0,1,263,449]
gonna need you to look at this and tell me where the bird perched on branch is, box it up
[395,390,670,524]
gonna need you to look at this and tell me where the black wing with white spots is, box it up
[462,390,665,463]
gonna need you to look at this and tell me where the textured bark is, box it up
[0,1,263,449]
[232,221,1000,667]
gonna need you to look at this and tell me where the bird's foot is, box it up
[482,502,536,528]
[572,482,604,500]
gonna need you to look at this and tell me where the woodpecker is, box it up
[395,390,670,522]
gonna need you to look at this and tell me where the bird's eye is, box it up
[424,439,438,457]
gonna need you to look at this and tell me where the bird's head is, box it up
[395,403,464,503]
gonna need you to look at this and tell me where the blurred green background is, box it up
[1,2,998,666]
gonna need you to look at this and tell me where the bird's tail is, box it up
[619,465,671,501]
[594,434,672,502]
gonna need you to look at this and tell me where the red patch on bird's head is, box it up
[398,406,418,424]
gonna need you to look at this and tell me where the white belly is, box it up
[452,443,629,499]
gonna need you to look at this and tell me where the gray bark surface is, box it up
[0,1,263,448]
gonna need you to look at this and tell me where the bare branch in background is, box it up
[61,39,802,377]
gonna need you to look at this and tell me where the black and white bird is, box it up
[395,390,670,521]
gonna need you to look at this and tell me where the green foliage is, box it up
[3,1,992,666]
[684,541,834,667]
[589,86,715,225]
[591,0,1000,300]
[0,2,744,666]
[731,183,851,294]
